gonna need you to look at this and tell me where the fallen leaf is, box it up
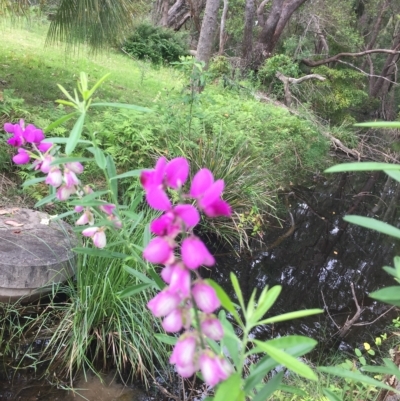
[4,220,24,227]
[0,208,20,215]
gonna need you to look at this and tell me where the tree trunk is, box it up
[242,0,255,61]
[161,0,170,26]
[254,0,309,65]
[219,0,229,54]
[196,0,221,66]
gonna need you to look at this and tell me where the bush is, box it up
[121,23,189,65]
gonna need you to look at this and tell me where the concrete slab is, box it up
[0,208,78,303]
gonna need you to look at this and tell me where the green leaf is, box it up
[154,333,177,345]
[50,210,77,220]
[385,170,400,183]
[231,272,245,310]
[355,348,362,357]
[325,162,400,173]
[322,388,342,401]
[106,155,118,196]
[109,169,142,180]
[258,309,323,325]
[35,193,56,208]
[253,340,317,381]
[214,373,242,401]
[206,279,242,324]
[91,102,152,112]
[66,112,86,155]
[73,247,127,259]
[143,223,151,248]
[369,286,400,305]
[148,268,165,290]
[318,366,396,391]
[265,335,318,351]
[277,385,307,396]
[344,215,400,239]
[89,147,107,170]
[44,137,91,145]
[246,289,257,321]
[44,112,78,133]
[57,84,76,104]
[77,190,110,202]
[394,256,400,276]
[123,265,154,285]
[87,73,111,99]
[362,359,400,381]
[56,99,76,108]
[118,283,151,298]
[251,285,282,324]
[22,176,46,188]
[252,372,283,401]
[354,121,400,128]
[220,311,241,367]
[51,156,94,165]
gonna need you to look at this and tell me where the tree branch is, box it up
[301,49,400,67]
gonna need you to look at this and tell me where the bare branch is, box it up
[301,49,400,68]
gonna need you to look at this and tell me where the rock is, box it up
[0,208,78,303]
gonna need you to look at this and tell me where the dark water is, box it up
[208,171,400,350]
[1,171,400,398]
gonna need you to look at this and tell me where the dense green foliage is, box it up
[121,23,189,65]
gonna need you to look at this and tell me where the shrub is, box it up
[121,23,189,65]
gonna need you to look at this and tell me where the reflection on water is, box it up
[208,172,400,347]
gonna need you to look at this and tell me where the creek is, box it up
[1,171,399,399]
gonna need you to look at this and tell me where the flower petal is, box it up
[165,157,189,189]
[190,168,214,198]
[146,186,171,211]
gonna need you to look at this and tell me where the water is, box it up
[208,172,400,349]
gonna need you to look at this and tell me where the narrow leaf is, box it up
[123,265,154,285]
[214,373,242,401]
[143,223,151,248]
[66,112,86,155]
[322,389,342,401]
[44,137,91,145]
[22,176,46,188]
[35,193,56,208]
[369,286,400,305]
[109,169,142,180]
[325,162,400,173]
[252,372,283,401]
[93,147,107,170]
[154,333,177,345]
[106,155,118,196]
[230,272,245,310]
[254,340,317,381]
[87,73,111,99]
[44,112,78,133]
[385,170,400,183]
[57,84,76,103]
[354,121,400,128]
[148,268,165,290]
[51,156,94,165]
[251,285,282,324]
[259,309,323,325]
[72,247,127,259]
[118,283,151,298]
[318,366,396,391]
[344,215,400,239]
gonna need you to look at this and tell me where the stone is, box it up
[0,207,78,303]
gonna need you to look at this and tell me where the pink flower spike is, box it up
[12,148,30,164]
[99,204,115,215]
[145,186,172,211]
[170,335,197,367]
[150,213,174,236]
[147,289,181,317]
[174,204,200,228]
[161,265,174,284]
[23,126,44,143]
[190,168,214,198]
[143,237,174,265]
[45,168,63,187]
[65,161,84,174]
[201,316,224,340]
[192,282,220,313]
[64,169,80,188]
[181,237,215,269]
[162,309,183,332]
[165,157,189,189]
[7,135,23,147]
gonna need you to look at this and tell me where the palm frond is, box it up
[46,0,145,50]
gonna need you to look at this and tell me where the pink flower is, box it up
[56,185,77,201]
[174,204,200,228]
[150,213,177,236]
[65,161,84,174]
[169,264,191,297]
[74,205,84,213]
[164,157,189,189]
[201,316,224,340]
[23,125,44,144]
[143,237,174,264]
[181,236,215,269]
[148,289,181,317]
[162,309,183,332]
[99,204,116,215]
[192,282,220,313]
[170,334,197,368]
[146,186,172,211]
[64,168,80,188]
[190,168,231,217]
[199,352,231,387]
[82,226,107,248]
[12,148,30,164]
[40,155,54,174]
[37,141,52,153]
[76,210,94,226]
[140,157,167,191]
[45,168,63,187]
